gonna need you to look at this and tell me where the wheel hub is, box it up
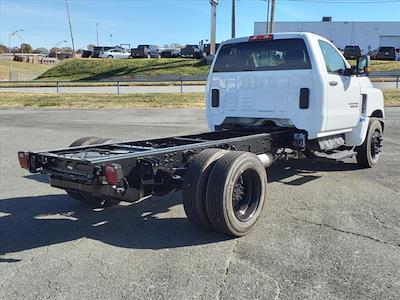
[371,130,383,159]
[231,171,261,222]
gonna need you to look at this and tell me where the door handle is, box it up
[329,81,338,86]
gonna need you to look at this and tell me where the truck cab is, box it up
[206,32,384,152]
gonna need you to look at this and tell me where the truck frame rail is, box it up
[19,126,301,202]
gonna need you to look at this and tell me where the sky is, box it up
[1,0,399,50]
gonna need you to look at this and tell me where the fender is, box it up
[345,86,385,146]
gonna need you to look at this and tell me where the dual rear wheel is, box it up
[183,149,267,237]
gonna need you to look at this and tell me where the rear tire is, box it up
[356,118,383,168]
[182,149,227,230]
[206,151,267,237]
[66,136,120,207]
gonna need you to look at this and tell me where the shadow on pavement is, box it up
[0,192,229,257]
[268,158,360,184]
[1,158,360,258]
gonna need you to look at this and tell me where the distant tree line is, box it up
[0,43,74,55]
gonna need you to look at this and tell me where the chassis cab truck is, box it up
[18,33,384,237]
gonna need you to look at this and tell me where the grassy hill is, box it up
[37,58,400,82]
[37,58,210,81]
[0,60,51,81]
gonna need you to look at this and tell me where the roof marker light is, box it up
[249,34,274,42]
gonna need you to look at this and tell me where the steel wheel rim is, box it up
[371,129,382,160]
[232,169,262,222]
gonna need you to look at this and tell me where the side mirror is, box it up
[356,55,370,76]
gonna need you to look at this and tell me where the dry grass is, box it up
[347,60,400,72]
[383,89,400,106]
[0,60,51,80]
[0,92,205,109]
[0,89,398,109]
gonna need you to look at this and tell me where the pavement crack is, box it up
[286,210,399,248]
[369,210,391,229]
[217,238,238,300]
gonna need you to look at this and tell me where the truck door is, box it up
[318,40,361,131]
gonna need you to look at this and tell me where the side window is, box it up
[318,40,346,75]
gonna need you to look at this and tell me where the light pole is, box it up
[110,34,113,45]
[65,0,76,58]
[270,0,276,33]
[55,40,68,59]
[266,0,270,33]
[8,29,24,81]
[231,0,235,39]
[96,23,99,46]
[210,0,218,55]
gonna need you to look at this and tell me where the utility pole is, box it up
[270,0,276,33]
[266,0,270,33]
[210,0,218,55]
[231,0,235,39]
[65,0,76,58]
[96,23,99,46]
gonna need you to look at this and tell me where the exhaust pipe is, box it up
[257,153,274,168]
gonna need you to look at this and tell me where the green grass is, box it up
[0,60,51,80]
[37,58,210,81]
[1,58,398,83]
[0,89,398,108]
[0,92,205,108]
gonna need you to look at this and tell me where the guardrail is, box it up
[1,72,399,94]
[0,76,208,94]
[368,71,400,89]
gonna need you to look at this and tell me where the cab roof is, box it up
[222,32,326,45]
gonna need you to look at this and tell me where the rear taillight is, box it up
[249,34,273,42]
[104,163,123,186]
[18,152,30,169]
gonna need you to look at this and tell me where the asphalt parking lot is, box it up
[1,108,399,299]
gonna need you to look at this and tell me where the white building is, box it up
[254,20,400,53]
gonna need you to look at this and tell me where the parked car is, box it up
[160,48,180,58]
[81,50,93,58]
[375,46,396,61]
[343,45,362,59]
[131,45,160,58]
[92,46,115,58]
[99,48,131,59]
[180,45,202,58]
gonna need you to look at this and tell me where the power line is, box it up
[279,0,400,3]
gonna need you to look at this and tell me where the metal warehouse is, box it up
[254,19,400,53]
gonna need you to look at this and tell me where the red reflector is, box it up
[18,152,29,169]
[104,164,122,186]
[249,34,273,42]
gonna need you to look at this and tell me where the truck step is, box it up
[312,149,357,161]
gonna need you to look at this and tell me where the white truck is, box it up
[18,32,384,237]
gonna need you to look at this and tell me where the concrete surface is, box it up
[0,85,205,94]
[0,81,397,94]
[1,108,399,299]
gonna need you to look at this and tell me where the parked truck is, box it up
[180,44,202,58]
[130,45,160,58]
[18,33,384,237]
